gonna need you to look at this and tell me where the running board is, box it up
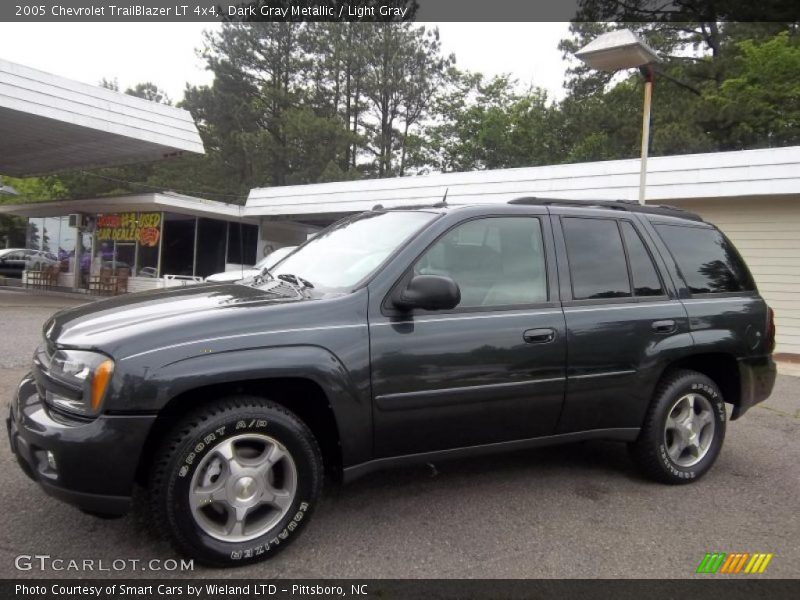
[343,427,640,483]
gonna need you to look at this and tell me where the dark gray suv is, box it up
[7,198,776,566]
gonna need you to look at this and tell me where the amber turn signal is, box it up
[90,359,114,411]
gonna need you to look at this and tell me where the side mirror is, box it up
[393,275,461,312]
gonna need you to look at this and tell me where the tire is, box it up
[149,396,323,566]
[629,369,726,484]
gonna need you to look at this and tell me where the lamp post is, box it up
[575,29,661,205]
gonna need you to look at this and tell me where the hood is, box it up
[205,269,259,283]
[45,281,310,351]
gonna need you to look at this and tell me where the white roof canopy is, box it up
[0,192,256,224]
[245,146,800,217]
[0,58,204,176]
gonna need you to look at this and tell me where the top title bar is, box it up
[3,1,571,22]
[3,0,798,22]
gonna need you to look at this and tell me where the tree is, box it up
[126,82,172,105]
[554,8,799,164]
[422,70,565,172]
[709,32,800,149]
[358,24,452,176]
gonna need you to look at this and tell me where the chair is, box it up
[98,268,116,296]
[45,265,60,288]
[114,268,129,294]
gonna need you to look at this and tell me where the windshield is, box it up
[255,246,296,270]
[265,211,437,291]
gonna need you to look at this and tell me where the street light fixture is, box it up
[576,29,661,205]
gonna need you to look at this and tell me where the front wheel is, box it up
[149,396,323,566]
[629,369,726,484]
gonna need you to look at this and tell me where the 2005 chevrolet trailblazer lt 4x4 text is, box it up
[7,198,776,566]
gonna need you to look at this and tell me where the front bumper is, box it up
[7,373,156,516]
[733,355,778,420]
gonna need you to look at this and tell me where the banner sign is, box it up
[95,212,161,247]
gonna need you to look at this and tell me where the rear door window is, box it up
[655,224,755,294]
[562,217,631,300]
[620,221,664,297]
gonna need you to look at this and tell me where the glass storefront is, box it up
[26,216,78,272]
[94,211,163,279]
[24,210,258,291]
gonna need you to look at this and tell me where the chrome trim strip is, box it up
[569,369,636,380]
[372,310,563,326]
[682,297,754,304]
[564,302,678,313]
[375,376,565,411]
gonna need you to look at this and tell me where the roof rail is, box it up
[508,197,703,222]
[371,201,448,211]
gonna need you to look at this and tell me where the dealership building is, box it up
[1,58,798,358]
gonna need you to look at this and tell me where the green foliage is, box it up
[709,32,800,149]
[3,17,800,208]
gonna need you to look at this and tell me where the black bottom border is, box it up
[4,579,800,600]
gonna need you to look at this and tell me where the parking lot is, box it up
[0,288,798,579]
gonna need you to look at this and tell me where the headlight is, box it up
[47,349,114,417]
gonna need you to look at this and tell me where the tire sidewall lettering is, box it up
[168,411,318,564]
[228,502,311,560]
[178,421,268,478]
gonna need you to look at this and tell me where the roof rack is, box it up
[508,197,703,222]
[371,201,448,211]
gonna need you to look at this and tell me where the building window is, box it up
[161,213,196,277]
[227,222,258,266]
[195,218,227,278]
[95,212,163,277]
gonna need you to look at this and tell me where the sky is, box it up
[0,22,573,103]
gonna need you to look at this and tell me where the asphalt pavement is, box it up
[0,288,797,579]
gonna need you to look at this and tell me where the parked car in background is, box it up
[0,248,59,278]
[205,246,297,282]
[137,267,158,278]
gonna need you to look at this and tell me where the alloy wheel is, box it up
[189,433,297,542]
[663,393,716,468]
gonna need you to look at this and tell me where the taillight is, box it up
[766,307,776,353]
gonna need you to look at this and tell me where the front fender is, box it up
[115,345,372,467]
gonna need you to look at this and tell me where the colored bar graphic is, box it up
[697,553,727,573]
[701,552,774,574]
[744,553,774,574]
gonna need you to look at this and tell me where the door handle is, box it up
[523,328,556,344]
[652,319,677,334]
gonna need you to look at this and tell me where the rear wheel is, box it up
[149,396,323,566]
[629,369,726,484]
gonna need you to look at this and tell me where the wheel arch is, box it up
[655,352,741,410]
[135,377,345,487]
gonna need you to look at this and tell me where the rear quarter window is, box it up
[655,224,755,294]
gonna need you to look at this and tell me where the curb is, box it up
[0,285,98,302]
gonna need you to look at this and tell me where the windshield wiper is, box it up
[277,273,314,289]
[250,265,275,287]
